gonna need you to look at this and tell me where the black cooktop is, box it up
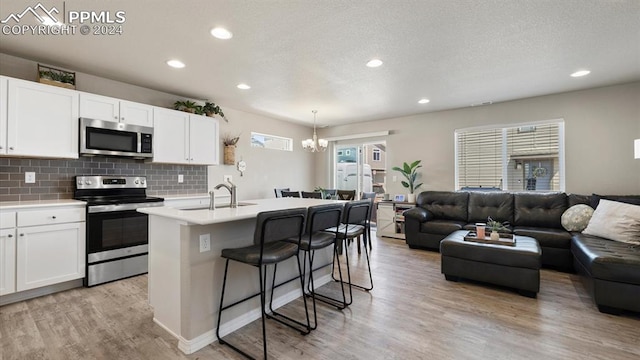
[76,196,164,206]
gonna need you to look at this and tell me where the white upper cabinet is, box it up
[152,107,218,165]
[79,93,153,127]
[189,114,219,165]
[6,78,79,159]
[153,107,189,164]
[0,77,7,154]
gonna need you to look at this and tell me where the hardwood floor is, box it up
[1,231,638,360]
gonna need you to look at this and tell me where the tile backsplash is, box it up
[0,157,207,202]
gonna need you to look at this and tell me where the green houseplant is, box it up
[392,160,423,202]
[487,216,508,240]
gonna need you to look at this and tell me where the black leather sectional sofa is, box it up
[404,191,640,314]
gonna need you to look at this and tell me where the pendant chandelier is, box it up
[302,110,328,152]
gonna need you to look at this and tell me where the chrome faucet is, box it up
[214,181,237,208]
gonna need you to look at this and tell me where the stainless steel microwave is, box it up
[79,118,153,159]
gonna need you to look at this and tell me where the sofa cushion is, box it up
[583,200,640,245]
[590,194,640,209]
[420,220,466,235]
[514,227,572,249]
[467,192,514,224]
[572,233,640,285]
[568,194,591,207]
[561,204,594,232]
[514,193,567,228]
[416,191,469,222]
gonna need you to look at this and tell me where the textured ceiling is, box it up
[1,0,639,126]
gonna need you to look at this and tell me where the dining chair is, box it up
[281,190,301,198]
[323,189,337,199]
[274,188,290,198]
[301,191,322,199]
[360,192,377,251]
[336,190,356,200]
[216,208,311,359]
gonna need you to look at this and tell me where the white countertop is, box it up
[138,198,345,225]
[0,199,86,210]
[160,193,230,201]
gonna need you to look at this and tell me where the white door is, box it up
[120,100,153,127]
[0,228,16,295]
[7,79,79,158]
[16,222,85,291]
[0,76,7,154]
[152,107,189,164]
[79,92,120,122]
[189,115,219,165]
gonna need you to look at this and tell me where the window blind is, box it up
[457,128,503,189]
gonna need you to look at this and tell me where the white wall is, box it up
[318,82,640,196]
[0,52,316,200]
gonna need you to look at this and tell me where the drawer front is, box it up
[17,207,85,227]
[0,211,16,229]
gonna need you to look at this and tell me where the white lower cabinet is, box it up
[16,222,85,292]
[0,227,16,295]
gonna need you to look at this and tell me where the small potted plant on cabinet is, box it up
[392,160,423,203]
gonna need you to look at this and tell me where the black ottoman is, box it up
[440,230,542,298]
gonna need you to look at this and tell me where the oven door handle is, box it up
[88,202,164,213]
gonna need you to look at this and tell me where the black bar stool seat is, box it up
[221,242,299,265]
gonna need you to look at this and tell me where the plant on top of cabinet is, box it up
[37,64,76,89]
[202,101,227,121]
[173,100,200,114]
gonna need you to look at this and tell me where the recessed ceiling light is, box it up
[166,59,185,69]
[418,98,430,104]
[211,27,233,39]
[237,83,251,90]
[570,70,591,77]
[366,59,383,68]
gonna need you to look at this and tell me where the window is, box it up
[372,148,381,161]
[250,132,293,151]
[455,120,564,191]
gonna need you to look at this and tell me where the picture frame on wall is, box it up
[394,194,406,202]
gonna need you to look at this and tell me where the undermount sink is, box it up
[180,202,257,211]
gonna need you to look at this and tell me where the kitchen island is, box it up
[138,198,343,354]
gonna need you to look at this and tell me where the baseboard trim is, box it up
[172,275,331,354]
[0,279,83,306]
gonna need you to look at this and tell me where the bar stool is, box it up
[286,203,346,329]
[301,191,322,199]
[215,208,310,359]
[329,199,373,293]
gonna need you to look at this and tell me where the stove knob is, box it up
[140,179,145,184]
[85,180,92,185]
[135,179,140,184]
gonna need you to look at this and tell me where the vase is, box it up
[407,193,416,203]
[490,231,500,241]
[223,145,235,165]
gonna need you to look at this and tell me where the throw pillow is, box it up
[583,199,640,245]
[561,204,594,232]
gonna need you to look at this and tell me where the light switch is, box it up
[199,233,211,253]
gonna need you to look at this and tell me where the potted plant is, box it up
[487,216,508,240]
[173,100,199,113]
[222,134,240,165]
[202,101,226,120]
[392,160,423,203]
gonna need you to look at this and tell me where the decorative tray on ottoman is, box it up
[464,232,516,246]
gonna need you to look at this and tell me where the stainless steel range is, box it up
[74,176,164,287]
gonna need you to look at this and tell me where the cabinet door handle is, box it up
[52,216,57,219]
[9,147,14,150]
[114,116,118,119]
[121,117,125,120]
[7,234,12,238]
[20,233,24,237]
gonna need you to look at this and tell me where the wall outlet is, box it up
[223,175,232,183]
[25,172,36,183]
[199,233,211,253]
[392,175,397,182]
[178,174,184,183]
